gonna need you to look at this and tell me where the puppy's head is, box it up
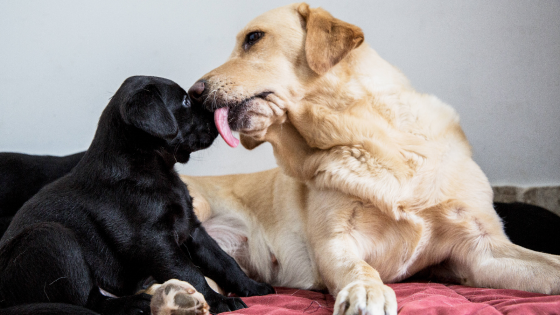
[189,3,364,149]
[117,76,218,163]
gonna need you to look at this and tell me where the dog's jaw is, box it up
[201,80,291,145]
[235,95,289,139]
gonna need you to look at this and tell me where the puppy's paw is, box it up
[206,292,247,313]
[333,280,397,315]
[237,280,275,297]
[150,279,209,315]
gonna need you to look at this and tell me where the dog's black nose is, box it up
[188,81,205,101]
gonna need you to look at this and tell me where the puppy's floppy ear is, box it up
[240,134,264,150]
[297,3,364,75]
[121,84,179,140]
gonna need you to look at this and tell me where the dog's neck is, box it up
[76,105,178,183]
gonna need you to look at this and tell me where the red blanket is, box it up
[229,283,560,314]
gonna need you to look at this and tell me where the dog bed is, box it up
[230,283,560,314]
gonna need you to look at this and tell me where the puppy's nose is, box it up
[188,81,205,101]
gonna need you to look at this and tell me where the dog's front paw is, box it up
[334,280,397,315]
[205,292,247,313]
[237,280,275,297]
[150,279,209,315]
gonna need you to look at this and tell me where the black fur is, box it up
[0,152,85,237]
[494,202,560,255]
[0,152,85,217]
[0,76,273,315]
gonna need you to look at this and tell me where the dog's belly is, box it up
[203,213,320,290]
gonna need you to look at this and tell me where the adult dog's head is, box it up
[102,76,218,164]
[188,3,399,150]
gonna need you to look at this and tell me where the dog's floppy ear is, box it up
[121,84,179,140]
[240,134,264,150]
[297,3,364,75]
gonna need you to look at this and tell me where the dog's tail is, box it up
[0,303,99,315]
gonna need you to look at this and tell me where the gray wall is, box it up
[1,1,559,186]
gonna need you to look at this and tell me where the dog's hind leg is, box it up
[448,238,560,294]
[0,222,151,315]
[427,202,560,294]
[420,199,560,294]
[0,222,93,307]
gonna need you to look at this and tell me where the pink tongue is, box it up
[214,107,239,148]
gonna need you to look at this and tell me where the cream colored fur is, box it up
[183,3,560,315]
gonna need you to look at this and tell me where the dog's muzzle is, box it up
[189,80,240,148]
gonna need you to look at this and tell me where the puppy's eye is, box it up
[182,95,190,108]
[243,31,264,50]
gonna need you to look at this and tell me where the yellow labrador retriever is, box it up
[183,3,560,315]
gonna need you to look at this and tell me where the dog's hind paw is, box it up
[150,279,210,315]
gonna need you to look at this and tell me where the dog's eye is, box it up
[243,31,264,50]
[182,95,190,108]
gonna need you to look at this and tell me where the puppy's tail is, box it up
[0,303,99,315]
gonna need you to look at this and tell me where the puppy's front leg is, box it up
[147,238,246,313]
[185,223,275,297]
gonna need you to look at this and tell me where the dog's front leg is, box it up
[307,191,398,315]
[185,223,275,297]
[312,236,398,315]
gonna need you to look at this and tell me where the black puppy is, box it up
[0,76,273,315]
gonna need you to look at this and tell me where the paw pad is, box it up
[150,279,209,315]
